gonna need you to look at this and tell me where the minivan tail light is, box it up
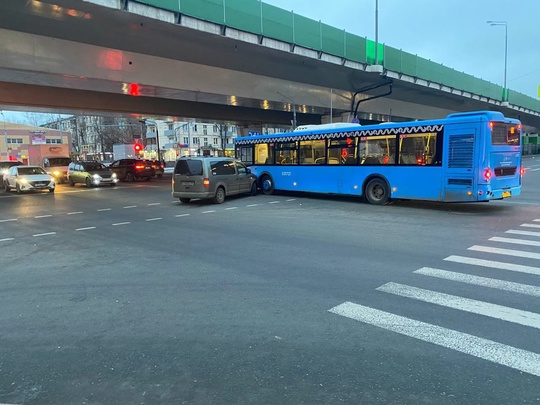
[203,178,210,187]
[135,164,145,170]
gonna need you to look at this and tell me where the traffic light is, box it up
[134,143,142,154]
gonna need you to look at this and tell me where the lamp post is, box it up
[374,0,379,65]
[142,119,161,161]
[277,91,297,129]
[487,20,508,100]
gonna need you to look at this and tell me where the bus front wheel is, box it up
[365,178,390,205]
[260,175,274,195]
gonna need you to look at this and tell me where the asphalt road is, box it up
[0,157,539,405]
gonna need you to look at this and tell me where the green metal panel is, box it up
[383,46,402,71]
[509,91,540,111]
[293,14,321,51]
[181,0,225,24]
[225,0,262,34]
[400,51,417,77]
[137,0,179,12]
[365,39,384,65]
[344,32,366,63]
[321,23,345,58]
[260,3,293,43]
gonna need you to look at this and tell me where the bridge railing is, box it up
[136,0,540,113]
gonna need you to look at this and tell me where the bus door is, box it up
[442,125,477,202]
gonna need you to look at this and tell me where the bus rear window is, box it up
[491,123,520,145]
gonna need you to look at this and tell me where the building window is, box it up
[193,125,198,132]
[46,139,62,144]
[183,137,189,144]
[214,125,218,133]
[203,125,208,135]
[203,137,208,144]
[214,138,218,144]
[7,138,23,144]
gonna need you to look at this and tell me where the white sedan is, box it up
[3,165,55,193]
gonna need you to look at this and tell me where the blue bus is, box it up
[234,111,522,204]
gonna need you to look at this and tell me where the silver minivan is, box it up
[171,157,257,204]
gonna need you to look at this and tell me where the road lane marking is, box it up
[376,282,540,330]
[97,208,112,212]
[521,223,540,229]
[225,207,238,210]
[145,218,162,221]
[286,199,296,201]
[67,211,83,215]
[444,255,540,276]
[33,232,56,237]
[0,238,15,242]
[506,229,540,237]
[269,201,280,204]
[175,214,190,217]
[468,245,540,260]
[35,215,52,218]
[123,205,136,209]
[202,210,215,214]
[148,203,161,206]
[328,302,540,377]
[0,219,17,223]
[489,236,540,247]
[246,204,259,207]
[414,267,540,297]
[76,227,96,231]
[112,222,131,226]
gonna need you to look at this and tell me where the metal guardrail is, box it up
[136,0,539,113]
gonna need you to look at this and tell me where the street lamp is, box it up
[487,20,508,100]
[277,91,297,129]
[142,119,161,161]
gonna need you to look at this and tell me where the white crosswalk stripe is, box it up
[329,218,540,376]
[444,255,540,276]
[414,267,540,297]
[376,282,540,329]
[328,302,540,377]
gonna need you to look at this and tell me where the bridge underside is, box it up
[0,0,538,130]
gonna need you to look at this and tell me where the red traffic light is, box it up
[134,143,142,153]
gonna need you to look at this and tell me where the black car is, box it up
[0,161,23,183]
[108,159,155,182]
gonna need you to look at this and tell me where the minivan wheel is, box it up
[125,172,134,182]
[179,197,190,203]
[213,187,226,204]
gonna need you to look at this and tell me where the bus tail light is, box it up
[483,168,492,181]
[203,178,210,187]
[520,167,525,175]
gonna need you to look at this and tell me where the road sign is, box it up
[248,131,261,136]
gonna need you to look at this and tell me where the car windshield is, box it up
[18,167,46,175]
[48,157,71,166]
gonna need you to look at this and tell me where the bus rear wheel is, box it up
[260,175,274,195]
[365,178,390,205]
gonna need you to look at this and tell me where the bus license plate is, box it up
[502,191,511,198]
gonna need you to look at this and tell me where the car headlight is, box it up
[1,169,8,175]
[111,173,117,178]
[20,178,28,184]
[92,174,101,179]
[53,170,61,176]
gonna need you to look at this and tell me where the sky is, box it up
[2,0,539,123]
[264,0,540,98]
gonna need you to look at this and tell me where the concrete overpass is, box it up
[0,0,539,132]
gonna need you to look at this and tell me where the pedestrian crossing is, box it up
[329,218,540,377]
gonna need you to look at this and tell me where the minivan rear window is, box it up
[175,160,203,175]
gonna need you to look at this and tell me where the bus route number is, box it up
[281,171,292,176]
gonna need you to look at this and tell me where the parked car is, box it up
[3,165,55,193]
[172,156,257,204]
[0,161,23,183]
[149,160,165,178]
[67,161,118,187]
[108,159,155,182]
